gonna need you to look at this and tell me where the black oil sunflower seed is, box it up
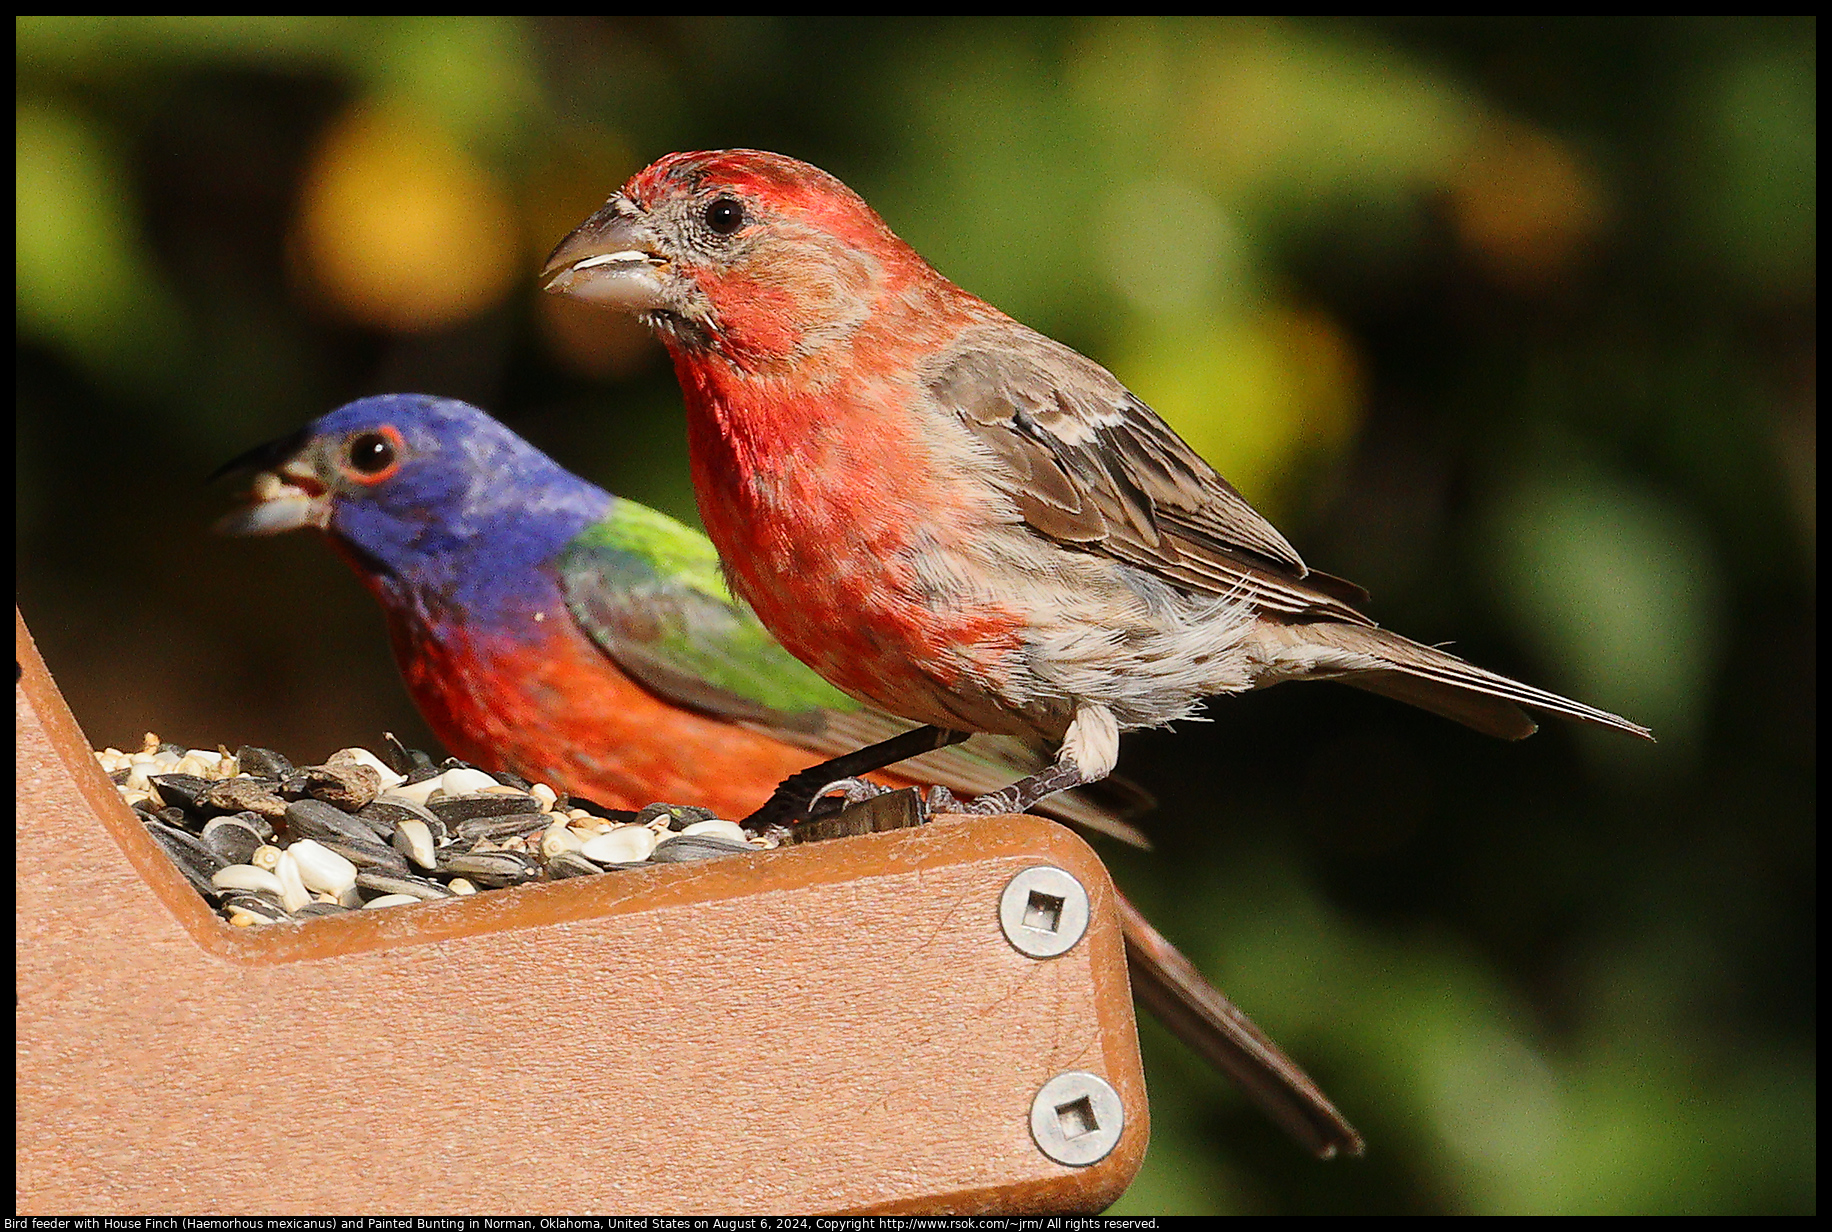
[649,834,754,864]
[234,746,294,780]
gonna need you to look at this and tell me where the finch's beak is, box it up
[540,194,672,312]
[213,435,332,537]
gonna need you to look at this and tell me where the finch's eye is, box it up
[704,197,745,235]
[340,427,404,486]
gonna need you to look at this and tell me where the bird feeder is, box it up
[15,608,1148,1214]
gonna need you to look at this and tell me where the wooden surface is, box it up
[15,609,1148,1214]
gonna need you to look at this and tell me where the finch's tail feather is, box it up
[1294,622,1654,741]
[1340,669,1540,740]
[1118,893,1365,1159]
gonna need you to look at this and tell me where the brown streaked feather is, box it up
[928,325,1373,626]
[1339,671,1539,741]
[924,320,1654,742]
[1273,621,1653,740]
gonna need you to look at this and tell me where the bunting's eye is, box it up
[704,197,745,235]
[340,426,404,485]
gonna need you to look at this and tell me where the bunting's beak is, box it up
[212,430,331,536]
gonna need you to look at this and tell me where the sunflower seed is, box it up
[439,850,541,886]
[540,820,585,859]
[274,850,313,912]
[355,871,452,901]
[391,818,437,869]
[294,901,352,919]
[679,819,750,845]
[386,777,442,807]
[146,822,227,896]
[433,767,500,797]
[221,893,290,923]
[231,810,276,841]
[316,835,411,875]
[649,834,754,863]
[635,802,719,831]
[288,839,359,898]
[360,796,445,844]
[547,851,605,879]
[284,799,385,847]
[455,812,548,843]
[234,746,294,780]
[148,773,211,813]
[431,793,543,828]
[581,826,657,865]
[200,816,267,866]
[211,864,286,899]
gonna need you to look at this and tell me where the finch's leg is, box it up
[742,725,971,832]
[925,702,1122,817]
[924,761,1091,816]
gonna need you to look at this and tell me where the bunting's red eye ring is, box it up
[340,426,404,486]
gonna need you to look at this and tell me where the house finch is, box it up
[541,149,1651,820]
[217,393,1364,1157]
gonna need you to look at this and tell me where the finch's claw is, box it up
[922,785,966,815]
[923,782,1035,816]
[811,777,892,808]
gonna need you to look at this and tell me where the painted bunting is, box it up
[217,393,1363,1156]
[541,149,1652,819]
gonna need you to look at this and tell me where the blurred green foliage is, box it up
[16,16,1814,1213]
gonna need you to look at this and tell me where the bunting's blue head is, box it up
[217,394,611,608]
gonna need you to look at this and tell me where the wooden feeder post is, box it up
[15,609,1148,1214]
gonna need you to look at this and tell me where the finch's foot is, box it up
[790,785,926,843]
[810,777,890,809]
[922,761,1092,817]
[742,725,971,833]
[921,785,967,814]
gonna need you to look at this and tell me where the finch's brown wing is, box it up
[927,323,1373,623]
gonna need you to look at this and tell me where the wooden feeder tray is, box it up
[15,609,1148,1214]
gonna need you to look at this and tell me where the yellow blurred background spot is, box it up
[292,99,520,332]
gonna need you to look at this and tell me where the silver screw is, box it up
[998,865,1090,958]
[1030,1070,1125,1166]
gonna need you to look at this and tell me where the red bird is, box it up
[542,149,1651,819]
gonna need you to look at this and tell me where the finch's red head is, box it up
[624,150,893,250]
[542,149,966,369]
